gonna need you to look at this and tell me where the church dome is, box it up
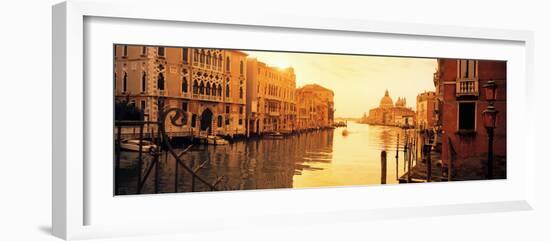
[379,90,394,108]
[395,97,406,107]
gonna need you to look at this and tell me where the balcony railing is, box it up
[456,78,478,97]
[190,93,223,102]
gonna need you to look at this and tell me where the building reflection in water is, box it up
[117,123,409,194]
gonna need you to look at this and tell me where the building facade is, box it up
[363,90,415,127]
[416,91,437,130]
[114,45,248,138]
[246,58,297,135]
[295,84,335,131]
[433,59,507,178]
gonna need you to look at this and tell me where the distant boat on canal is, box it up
[341,129,349,136]
[265,132,285,139]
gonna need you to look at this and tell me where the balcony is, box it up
[190,94,223,102]
[456,78,479,97]
[269,111,280,116]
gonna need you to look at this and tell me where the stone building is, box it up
[246,58,297,135]
[363,90,415,127]
[433,59,506,178]
[295,84,335,131]
[416,91,437,130]
[114,45,248,138]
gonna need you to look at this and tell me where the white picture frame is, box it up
[52,0,535,240]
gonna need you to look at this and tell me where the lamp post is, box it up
[482,80,498,179]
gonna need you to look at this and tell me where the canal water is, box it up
[117,122,414,194]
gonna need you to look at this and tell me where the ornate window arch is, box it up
[240,60,244,75]
[205,82,211,95]
[157,72,164,90]
[182,76,188,93]
[123,72,128,92]
[193,79,199,94]
[225,56,230,71]
[141,71,147,93]
[217,116,223,127]
[199,81,205,95]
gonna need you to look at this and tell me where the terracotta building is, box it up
[246,58,297,135]
[433,59,506,179]
[416,91,437,130]
[114,45,248,138]
[295,84,335,131]
[363,90,415,127]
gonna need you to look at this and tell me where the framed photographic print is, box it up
[53,0,535,240]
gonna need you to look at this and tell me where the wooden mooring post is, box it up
[136,125,144,193]
[395,134,399,159]
[407,141,412,182]
[115,125,122,195]
[381,151,387,184]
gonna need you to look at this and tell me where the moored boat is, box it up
[207,135,229,145]
[120,139,157,152]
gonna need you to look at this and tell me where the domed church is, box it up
[362,90,416,127]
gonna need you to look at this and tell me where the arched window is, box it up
[212,83,217,96]
[141,71,147,93]
[193,79,198,94]
[199,51,204,63]
[239,61,244,75]
[181,77,188,93]
[217,116,223,127]
[157,73,164,90]
[199,82,204,95]
[193,49,199,62]
[114,72,116,90]
[157,47,165,57]
[217,84,222,97]
[206,83,211,95]
[239,86,243,99]
[225,56,230,71]
[225,84,230,97]
[182,48,188,63]
[212,55,217,69]
[206,52,210,65]
[123,72,128,92]
[218,55,222,69]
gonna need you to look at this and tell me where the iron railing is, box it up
[114,107,226,195]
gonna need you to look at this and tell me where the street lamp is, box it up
[482,80,498,179]
[483,80,497,102]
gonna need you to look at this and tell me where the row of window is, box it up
[117,70,245,100]
[117,46,245,76]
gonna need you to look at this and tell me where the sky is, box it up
[245,50,437,118]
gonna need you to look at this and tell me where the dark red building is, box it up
[433,59,506,179]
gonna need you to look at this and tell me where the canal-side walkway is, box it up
[398,150,446,183]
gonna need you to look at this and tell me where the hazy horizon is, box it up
[245,50,437,118]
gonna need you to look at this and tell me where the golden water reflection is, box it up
[118,122,409,194]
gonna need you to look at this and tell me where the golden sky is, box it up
[245,50,437,118]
